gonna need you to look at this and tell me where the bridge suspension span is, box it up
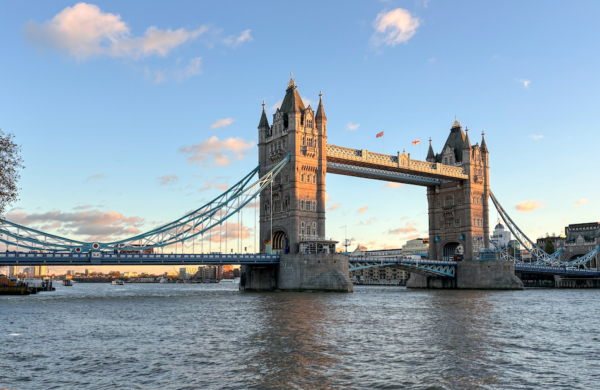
[0,155,291,254]
[490,191,599,268]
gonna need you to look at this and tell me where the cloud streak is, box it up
[515,200,543,212]
[211,118,236,129]
[86,173,105,182]
[7,209,145,241]
[517,79,531,88]
[574,199,587,206]
[158,175,178,186]
[179,136,255,167]
[382,182,402,189]
[327,203,341,211]
[357,206,368,214]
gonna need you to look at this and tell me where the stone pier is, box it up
[407,260,523,290]
[239,254,353,292]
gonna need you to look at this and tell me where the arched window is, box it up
[313,201,316,211]
[302,137,305,146]
[283,113,289,128]
[300,200,304,210]
[301,174,305,182]
[312,175,316,184]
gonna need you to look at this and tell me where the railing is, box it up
[326,144,467,179]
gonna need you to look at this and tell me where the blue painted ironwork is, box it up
[349,257,456,277]
[0,155,291,253]
[0,252,280,266]
[515,263,600,277]
[489,191,563,265]
[326,161,442,187]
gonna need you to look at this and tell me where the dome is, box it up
[495,223,504,230]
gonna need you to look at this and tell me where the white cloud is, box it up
[327,203,341,211]
[346,122,360,131]
[179,136,255,167]
[529,135,543,140]
[517,79,531,88]
[382,182,402,189]
[211,118,236,129]
[574,199,588,206]
[158,175,178,186]
[388,220,418,235]
[7,209,145,241]
[301,97,314,107]
[174,57,202,81]
[515,200,543,212]
[269,100,282,112]
[24,3,207,60]
[199,180,229,192]
[371,8,420,47]
[223,29,253,48]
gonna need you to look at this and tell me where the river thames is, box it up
[1,284,599,389]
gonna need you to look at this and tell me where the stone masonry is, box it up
[257,75,327,254]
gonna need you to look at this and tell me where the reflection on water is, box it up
[1,284,600,389]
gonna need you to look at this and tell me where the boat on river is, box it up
[111,279,124,285]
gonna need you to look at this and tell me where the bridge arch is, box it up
[442,241,463,261]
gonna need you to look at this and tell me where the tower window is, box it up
[301,174,305,182]
[312,175,316,184]
[306,119,313,128]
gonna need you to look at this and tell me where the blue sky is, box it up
[1,1,599,272]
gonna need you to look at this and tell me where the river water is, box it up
[1,283,599,389]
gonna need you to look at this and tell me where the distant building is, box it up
[39,265,47,276]
[8,266,18,277]
[350,247,403,258]
[561,222,600,267]
[402,238,430,257]
[85,269,89,276]
[349,246,408,281]
[490,223,511,249]
[123,271,138,278]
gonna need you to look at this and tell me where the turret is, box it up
[426,138,435,162]
[462,127,471,163]
[315,91,327,135]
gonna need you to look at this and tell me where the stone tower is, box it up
[257,75,327,254]
[426,119,490,261]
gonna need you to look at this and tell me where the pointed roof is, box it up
[258,100,269,129]
[316,91,326,120]
[437,117,466,163]
[427,138,435,160]
[463,127,471,149]
[481,131,488,153]
[280,74,305,113]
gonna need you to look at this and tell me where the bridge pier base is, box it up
[456,261,523,290]
[406,274,456,289]
[239,265,278,291]
[407,261,523,290]
[278,254,353,292]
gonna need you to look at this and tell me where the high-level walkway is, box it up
[326,144,468,186]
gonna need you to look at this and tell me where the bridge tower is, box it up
[426,119,490,261]
[257,75,327,254]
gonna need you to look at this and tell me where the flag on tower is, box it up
[412,139,420,145]
[376,131,384,138]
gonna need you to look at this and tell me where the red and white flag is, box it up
[412,139,420,145]
[376,131,384,138]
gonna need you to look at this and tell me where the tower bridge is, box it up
[2,76,598,290]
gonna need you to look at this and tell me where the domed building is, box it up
[490,222,511,249]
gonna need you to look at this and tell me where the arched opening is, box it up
[443,242,463,261]
[272,231,289,254]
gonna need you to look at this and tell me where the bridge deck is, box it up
[326,144,468,185]
[0,252,280,266]
[515,263,600,277]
